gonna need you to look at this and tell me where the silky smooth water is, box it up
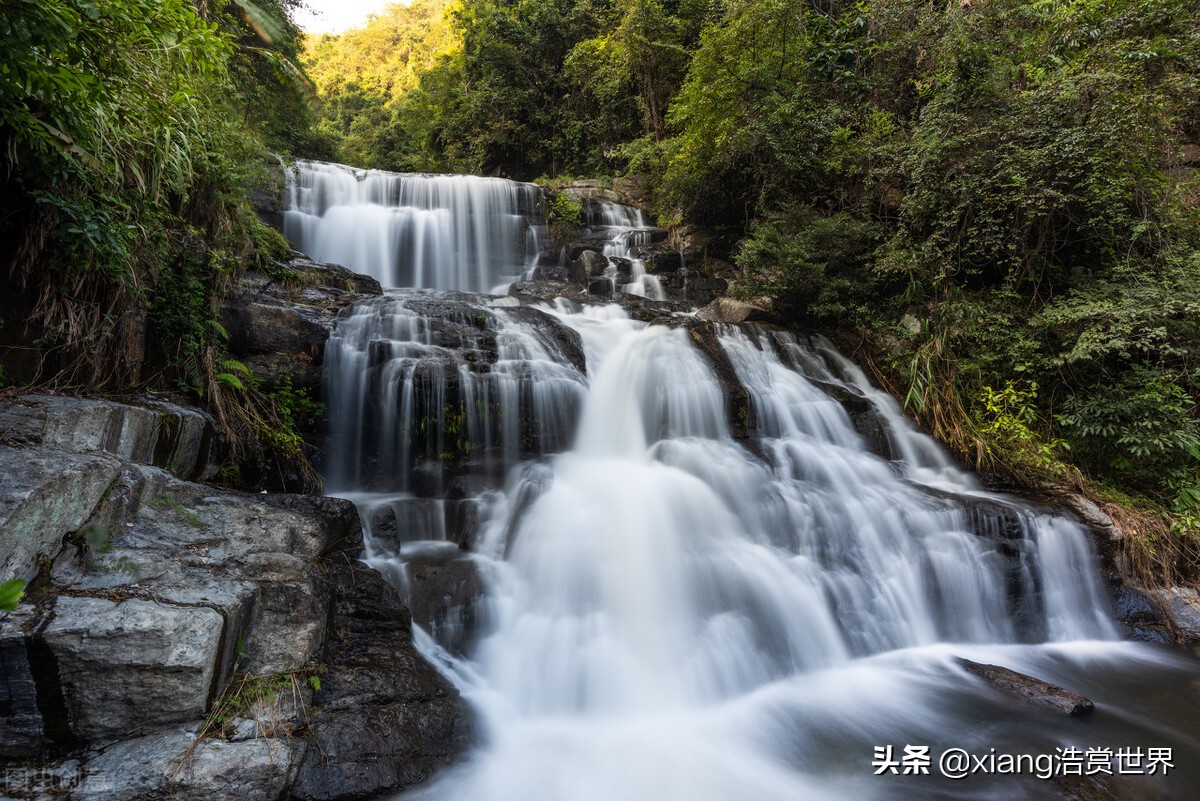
[310,165,1200,801]
[284,160,543,292]
[582,200,666,300]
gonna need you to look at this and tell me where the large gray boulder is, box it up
[0,448,120,582]
[0,395,471,800]
[695,297,776,324]
[42,597,225,742]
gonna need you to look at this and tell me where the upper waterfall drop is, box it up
[283,159,544,292]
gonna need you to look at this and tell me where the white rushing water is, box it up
[283,159,672,298]
[582,200,667,300]
[315,291,1200,801]
[284,159,544,292]
[304,162,1196,800]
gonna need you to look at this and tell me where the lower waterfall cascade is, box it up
[293,163,1200,801]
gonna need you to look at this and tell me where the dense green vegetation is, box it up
[302,0,721,177]
[0,0,325,486]
[307,0,1200,576]
[302,0,460,168]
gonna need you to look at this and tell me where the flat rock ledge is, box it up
[957,658,1095,716]
[0,394,470,800]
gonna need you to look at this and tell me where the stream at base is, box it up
[290,159,1200,801]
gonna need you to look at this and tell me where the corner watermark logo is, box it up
[872,745,1173,780]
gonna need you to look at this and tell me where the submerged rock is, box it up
[957,658,1094,716]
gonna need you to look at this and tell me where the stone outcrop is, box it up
[567,249,609,285]
[957,658,1095,716]
[695,297,776,325]
[0,394,469,800]
[0,395,219,481]
[0,395,223,583]
[221,255,383,393]
[556,176,653,208]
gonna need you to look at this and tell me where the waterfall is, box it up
[310,165,1199,801]
[283,159,543,292]
[583,199,666,300]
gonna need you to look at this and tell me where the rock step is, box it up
[0,395,220,481]
[0,394,471,799]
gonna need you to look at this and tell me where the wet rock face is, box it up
[567,250,609,285]
[556,177,652,208]
[1145,587,1200,645]
[405,549,487,657]
[0,394,471,800]
[956,658,1095,716]
[655,271,728,305]
[221,255,383,393]
[1025,485,1200,646]
[911,485,1049,642]
[1109,585,1176,644]
[291,564,473,801]
[326,292,592,495]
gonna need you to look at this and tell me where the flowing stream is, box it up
[289,160,1200,801]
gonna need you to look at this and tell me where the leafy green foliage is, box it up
[0,1,330,493]
[545,191,584,246]
[0,579,26,615]
[1,0,329,484]
[653,0,1200,514]
[1057,368,1199,496]
[975,381,1071,478]
[302,0,717,177]
[301,0,459,169]
[735,206,881,319]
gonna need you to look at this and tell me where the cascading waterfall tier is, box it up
[321,286,1200,801]
[312,166,1199,800]
[580,199,666,300]
[284,159,544,292]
